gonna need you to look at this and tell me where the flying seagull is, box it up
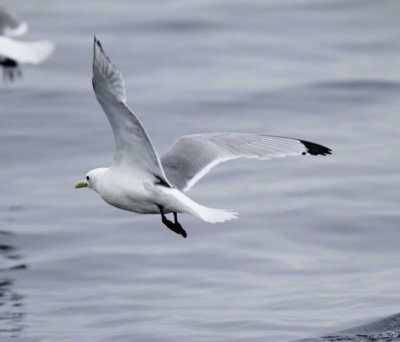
[0,7,54,81]
[75,37,331,238]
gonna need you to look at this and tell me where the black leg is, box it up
[0,58,21,82]
[157,205,187,238]
[173,212,187,238]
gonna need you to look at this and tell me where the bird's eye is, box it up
[86,176,90,181]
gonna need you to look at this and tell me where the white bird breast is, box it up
[95,169,161,214]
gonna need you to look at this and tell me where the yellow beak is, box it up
[75,181,88,189]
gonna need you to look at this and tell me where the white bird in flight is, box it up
[75,37,331,238]
[0,7,54,81]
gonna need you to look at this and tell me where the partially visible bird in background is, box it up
[0,7,54,81]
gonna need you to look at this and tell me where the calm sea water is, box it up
[1,0,400,341]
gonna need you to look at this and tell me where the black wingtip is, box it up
[300,140,332,156]
[94,36,103,50]
[93,36,112,65]
[93,36,98,58]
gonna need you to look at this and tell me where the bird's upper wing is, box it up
[0,7,27,37]
[92,37,170,184]
[161,133,331,191]
[0,36,53,64]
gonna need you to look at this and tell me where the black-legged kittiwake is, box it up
[75,37,331,238]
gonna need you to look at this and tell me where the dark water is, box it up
[297,313,400,341]
[1,0,400,341]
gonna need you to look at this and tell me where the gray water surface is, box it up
[1,0,400,341]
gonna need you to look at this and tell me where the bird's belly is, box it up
[113,199,160,214]
[99,183,161,214]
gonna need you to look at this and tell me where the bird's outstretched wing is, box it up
[0,7,27,37]
[92,37,170,184]
[161,133,331,191]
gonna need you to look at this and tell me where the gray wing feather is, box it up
[161,133,331,191]
[0,7,27,37]
[93,37,169,184]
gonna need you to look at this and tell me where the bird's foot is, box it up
[162,218,187,238]
[0,58,21,82]
[174,221,187,238]
[172,212,187,238]
[158,205,187,238]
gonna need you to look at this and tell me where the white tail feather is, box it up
[189,203,238,223]
[150,185,238,223]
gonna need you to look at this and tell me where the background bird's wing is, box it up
[161,133,331,191]
[0,7,27,37]
[92,37,169,184]
[0,37,53,64]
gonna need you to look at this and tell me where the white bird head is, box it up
[74,168,107,191]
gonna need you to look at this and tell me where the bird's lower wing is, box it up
[92,37,170,184]
[161,133,331,191]
[0,36,53,64]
